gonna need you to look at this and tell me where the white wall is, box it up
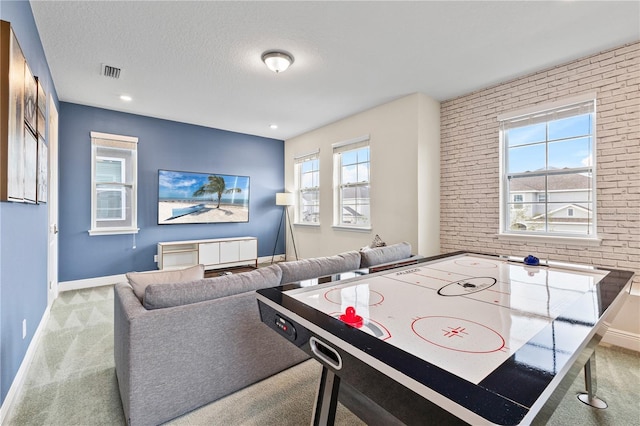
[284,93,440,259]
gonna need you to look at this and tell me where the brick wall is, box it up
[440,42,639,288]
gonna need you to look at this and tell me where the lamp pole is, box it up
[272,192,298,263]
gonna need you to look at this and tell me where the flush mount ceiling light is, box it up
[262,50,294,73]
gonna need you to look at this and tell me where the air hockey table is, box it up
[256,251,635,425]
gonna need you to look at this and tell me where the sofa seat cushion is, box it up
[143,265,282,310]
[359,242,412,268]
[278,251,361,284]
[126,264,205,302]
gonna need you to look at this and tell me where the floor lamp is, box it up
[271,192,298,263]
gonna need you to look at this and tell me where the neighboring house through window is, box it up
[89,131,138,235]
[333,135,370,229]
[294,150,320,224]
[499,94,596,238]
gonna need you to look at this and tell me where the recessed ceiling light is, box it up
[270,124,278,129]
[120,95,132,102]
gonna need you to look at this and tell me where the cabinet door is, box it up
[199,242,220,266]
[238,239,257,261]
[219,241,240,264]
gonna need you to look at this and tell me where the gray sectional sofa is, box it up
[114,242,418,426]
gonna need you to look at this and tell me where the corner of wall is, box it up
[417,93,441,256]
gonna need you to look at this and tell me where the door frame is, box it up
[47,95,59,306]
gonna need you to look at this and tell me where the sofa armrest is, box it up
[359,242,413,269]
[114,283,308,426]
[114,283,151,424]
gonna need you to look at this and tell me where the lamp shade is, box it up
[275,192,295,206]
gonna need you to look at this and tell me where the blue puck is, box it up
[524,255,540,266]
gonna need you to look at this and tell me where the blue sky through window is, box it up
[507,114,592,173]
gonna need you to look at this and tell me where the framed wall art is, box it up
[37,79,46,137]
[23,127,37,203]
[24,61,37,136]
[1,20,41,204]
[1,20,26,201]
[37,137,47,203]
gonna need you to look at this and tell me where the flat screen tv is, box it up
[158,169,250,225]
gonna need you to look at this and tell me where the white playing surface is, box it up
[286,254,609,384]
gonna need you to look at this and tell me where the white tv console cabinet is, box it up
[157,237,258,271]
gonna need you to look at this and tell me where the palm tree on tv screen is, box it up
[193,175,241,208]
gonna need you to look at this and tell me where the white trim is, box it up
[331,134,370,150]
[601,328,640,352]
[88,227,139,236]
[497,233,601,247]
[90,131,138,143]
[293,149,320,161]
[0,304,51,425]
[59,274,127,292]
[497,92,597,121]
[294,222,321,228]
[332,225,372,232]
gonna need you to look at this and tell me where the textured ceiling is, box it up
[30,1,640,140]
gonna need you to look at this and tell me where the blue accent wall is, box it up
[59,103,286,282]
[0,1,59,405]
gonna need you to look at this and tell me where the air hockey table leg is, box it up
[312,366,341,426]
[577,353,608,409]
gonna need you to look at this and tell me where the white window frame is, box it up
[498,94,597,241]
[89,131,139,235]
[332,135,371,230]
[294,150,320,225]
[95,156,126,221]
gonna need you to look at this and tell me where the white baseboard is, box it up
[0,304,51,425]
[602,327,640,352]
[59,274,126,292]
[259,254,285,264]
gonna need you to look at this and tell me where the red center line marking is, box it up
[442,326,469,338]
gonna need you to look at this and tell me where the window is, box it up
[499,95,596,238]
[333,136,370,229]
[89,132,138,235]
[294,150,320,224]
[513,194,524,209]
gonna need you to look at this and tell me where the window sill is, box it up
[294,222,320,227]
[497,233,601,247]
[89,228,139,236]
[332,225,372,233]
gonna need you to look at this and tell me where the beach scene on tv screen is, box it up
[158,170,250,224]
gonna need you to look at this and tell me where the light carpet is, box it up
[6,285,639,425]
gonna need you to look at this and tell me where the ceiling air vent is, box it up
[101,64,121,79]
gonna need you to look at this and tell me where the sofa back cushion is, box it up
[143,265,282,310]
[126,264,205,302]
[278,251,361,284]
[359,242,412,268]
